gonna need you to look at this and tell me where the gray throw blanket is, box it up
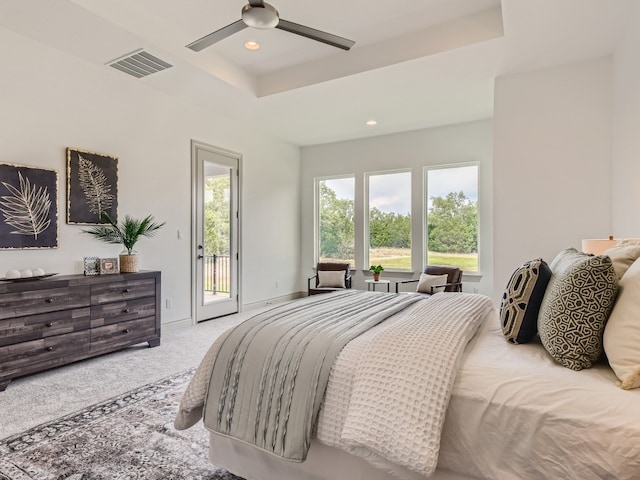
[202,290,420,462]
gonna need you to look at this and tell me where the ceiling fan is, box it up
[186,0,355,52]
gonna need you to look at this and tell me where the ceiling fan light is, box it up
[242,3,279,29]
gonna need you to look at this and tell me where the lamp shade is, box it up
[581,236,617,255]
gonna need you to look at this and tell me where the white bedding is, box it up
[317,293,492,476]
[437,315,640,480]
[185,296,640,479]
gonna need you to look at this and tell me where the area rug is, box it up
[0,369,245,480]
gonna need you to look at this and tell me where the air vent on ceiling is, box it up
[107,49,173,78]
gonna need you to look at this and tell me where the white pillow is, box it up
[602,244,640,280]
[416,273,448,294]
[317,270,346,288]
[619,238,640,246]
[603,257,640,389]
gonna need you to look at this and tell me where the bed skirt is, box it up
[208,434,479,480]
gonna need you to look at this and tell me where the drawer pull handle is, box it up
[45,323,53,328]
[45,298,54,303]
[124,308,130,313]
[123,288,131,293]
[123,328,130,334]
[45,346,54,352]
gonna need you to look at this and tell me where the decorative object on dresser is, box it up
[82,213,165,273]
[83,256,100,276]
[66,147,118,225]
[0,271,161,391]
[2,268,55,281]
[1,273,57,282]
[99,257,119,274]
[0,162,59,249]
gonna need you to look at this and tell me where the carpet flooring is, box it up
[0,369,244,480]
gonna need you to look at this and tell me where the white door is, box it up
[192,141,239,321]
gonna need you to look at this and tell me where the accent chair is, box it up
[395,265,463,296]
[308,262,352,295]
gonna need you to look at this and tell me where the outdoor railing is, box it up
[203,254,230,294]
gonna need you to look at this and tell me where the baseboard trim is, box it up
[242,291,306,311]
[161,317,195,331]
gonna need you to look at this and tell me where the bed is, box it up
[175,249,640,479]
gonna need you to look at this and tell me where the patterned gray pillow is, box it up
[538,248,618,370]
[500,258,552,344]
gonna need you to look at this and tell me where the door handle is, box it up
[197,254,204,259]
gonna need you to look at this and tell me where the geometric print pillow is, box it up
[500,258,552,344]
[538,248,618,370]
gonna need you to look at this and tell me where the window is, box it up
[317,176,355,266]
[425,164,479,272]
[367,171,411,270]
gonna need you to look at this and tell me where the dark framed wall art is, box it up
[0,162,59,249]
[66,147,118,225]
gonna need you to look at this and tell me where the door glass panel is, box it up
[203,163,231,305]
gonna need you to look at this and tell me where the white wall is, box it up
[493,56,613,299]
[0,27,301,325]
[300,120,494,296]
[612,3,640,237]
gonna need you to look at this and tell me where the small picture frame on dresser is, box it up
[83,256,100,276]
[99,257,119,275]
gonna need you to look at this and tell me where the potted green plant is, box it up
[82,213,165,273]
[370,264,384,281]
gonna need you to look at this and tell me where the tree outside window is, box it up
[425,164,478,272]
[367,171,411,270]
[317,176,355,266]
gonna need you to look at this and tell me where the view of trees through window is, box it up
[204,175,230,256]
[204,174,231,295]
[368,171,411,269]
[317,164,478,272]
[318,177,355,265]
[426,165,478,271]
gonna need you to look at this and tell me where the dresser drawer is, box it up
[91,317,157,353]
[91,278,156,305]
[0,330,91,379]
[90,297,156,328]
[0,308,91,347]
[0,286,89,320]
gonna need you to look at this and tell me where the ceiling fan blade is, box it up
[276,19,355,51]
[248,0,265,6]
[186,20,248,52]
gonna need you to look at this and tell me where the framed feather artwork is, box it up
[0,162,59,249]
[66,147,118,225]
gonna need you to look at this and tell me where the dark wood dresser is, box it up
[0,270,161,391]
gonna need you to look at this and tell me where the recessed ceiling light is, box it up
[244,41,260,51]
[366,120,377,126]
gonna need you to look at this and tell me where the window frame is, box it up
[314,174,356,266]
[364,168,412,272]
[423,162,480,274]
